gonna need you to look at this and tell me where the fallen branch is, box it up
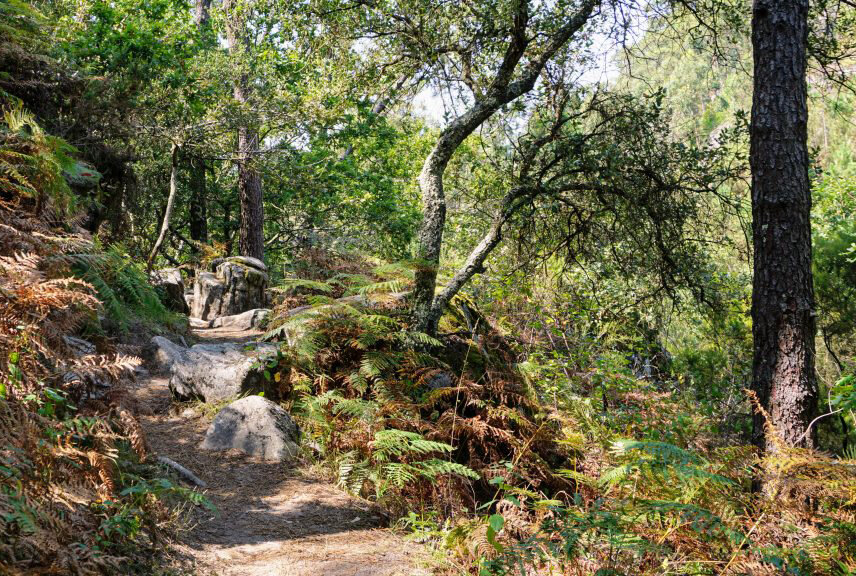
[156,455,207,488]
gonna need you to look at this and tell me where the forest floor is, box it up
[131,326,432,576]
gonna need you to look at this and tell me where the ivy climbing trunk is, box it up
[749,0,817,451]
[224,0,265,261]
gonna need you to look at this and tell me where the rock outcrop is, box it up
[191,257,269,321]
[151,268,190,314]
[201,395,299,462]
[148,336,279,402]
[208,308,270,330]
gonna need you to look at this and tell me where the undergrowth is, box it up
[263,265,574,518]
[1,98,203,573]
[264,261,856,575]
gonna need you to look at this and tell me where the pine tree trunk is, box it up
[224,0,264,261]
[750,0,817,451]
[189,0,211,258]
[189,155,208,254]
[236,121,264,260]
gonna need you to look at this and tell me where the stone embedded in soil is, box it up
[147,336,186,371]
[147,336,280,402]
[169,342,279,402]
[188,316,211,329]
[201,395,299,462]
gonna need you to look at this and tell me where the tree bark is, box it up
[189,155,208,254]
[188,0,211,257]
[750,0,817,451]
[410,0,598,335]
[195,0,211,27]
[224,0,265,261]
[148,143,180,270]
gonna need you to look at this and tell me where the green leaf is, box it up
[488,513,504,533]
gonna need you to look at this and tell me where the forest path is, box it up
[133,326,431,576]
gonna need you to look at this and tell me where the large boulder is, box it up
[201,396,299,462]
[170,342,279,402]
[147,336,279,402]
[190,271,224,320]
[151,268,190,314]
[191,257,269,320]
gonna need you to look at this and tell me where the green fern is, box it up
[276,277,335,294]
[67,245,181,332]
[600,439,734,494]
[371,429,455,459]
[336,429,479,500]
[1,104,77,213]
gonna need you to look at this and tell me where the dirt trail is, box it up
[133,327,430,576]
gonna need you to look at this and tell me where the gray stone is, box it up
[168,341,279,402]
[216,259,268,315]
[188,317,211,329]
[201,396,299,462]
[191,271,224,320]
[146,336,280,401]
[151,268,189,314]
[191,257,268,320]
[209,308,270,330]
[226,255,267,272]
[147,336,186,371]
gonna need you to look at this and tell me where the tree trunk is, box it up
[222,197,234,255]
[750,0,817,451]
[148,143,180,270]
[224,0,265,261]
[236,121,264,260]
[189,155,208,254]
[189,0,211,257]
[195,0,211,27]
[410,0,598,335]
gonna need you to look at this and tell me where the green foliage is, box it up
[4,0,856,573]
[0,104,78,213]
[338,429,478,500]
[69,244,184,333]
[814,175,856,349]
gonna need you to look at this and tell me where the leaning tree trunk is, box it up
[750,0,817,451]
[224,0,265,261]
[147,143,180,270]
[410,1,598,336]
